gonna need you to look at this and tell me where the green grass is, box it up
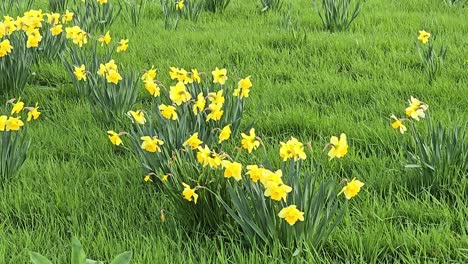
[1,0,467,262]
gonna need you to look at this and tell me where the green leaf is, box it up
[29,252,53,264]
[110,251,133,264]
[71,237,87,264]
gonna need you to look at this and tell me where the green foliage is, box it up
[313,0,361,32]
[417,37,447,85]
[160,0,203,29]
[406,120,467,195]
[0,128,31,183]
[261,0,283,12]
[180,0,204,22]
[160,0,181,30]
[29,236,132,264]
[0,34,34,96]
[49,0,69,12]
[121,0,148,27]
[0,0,35,14]
[203,0,230,13]
[35,23,68,61]
[71,0,122,33]
[276,4,307,47]
[443,0,467,7]
[87,71,140,123]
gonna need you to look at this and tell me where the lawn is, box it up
[0,0,467,263]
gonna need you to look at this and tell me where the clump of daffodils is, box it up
[416,30,447,84]
[389,96,465,194]
[107,66,253,230]
[64,31,137,122]
[389,96,428,135]
[0,9,87,93]
[1,98,41,181]
[187,130,363,248]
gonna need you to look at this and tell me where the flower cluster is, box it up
[1,98,40,131]
[1,98,42,181]
[390,96,429,134]
[0,9,76,51]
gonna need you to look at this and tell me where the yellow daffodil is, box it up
[218,125,231,143]
[161,175,169,182]
[182,182,198,204]
[159,104,178,120]
[98,0,108,5]
[73,64,87,81]
[140,136,164,153]
[0,39,13,57]
[46,13,60,25]
[176,0,184,10]
[418,30,430,44]
[11,99,24,115]
[6,116,24,131]
[183,133,203,150]
[97,59,118,76]
[1,16,16,36]
[278,205,304,226]
[50,24,63,36]
[65,26,87,47]
[191,69,201,83]
[390,114,407,134]
[279,137,307,161]
[106,70,122,84]
[27,103,41,121]
[246,165,268,183]
[116,39,128,52]
[144,175,152,182]
[144,78,160,97]
[338,178,364,200]
[206,104,224,121]
[196,145,211,167]
[26,29,42,48]
[260,169,283,187]
[193,93,206,115]
[107,131,123,146]
[98,31,111,46]
[169,81,192,106]
[208,90,225,105]
[221,160,242,181]
[234,76,252,99]
[264,182,292,202]
[405,96,428,121]
[127,110,146,124]
[212,67,227,85]
[241,128,260,153]
[0,115,7,131]
[207,153,224,169]
[327,133,348,160]
[160,209,165,222]
[169,67,190,83]
[142,66,157,81]
[62,10,74,23]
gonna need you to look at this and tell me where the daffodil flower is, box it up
[278,205,304,226]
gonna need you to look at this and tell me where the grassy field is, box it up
[1,0,467,263]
